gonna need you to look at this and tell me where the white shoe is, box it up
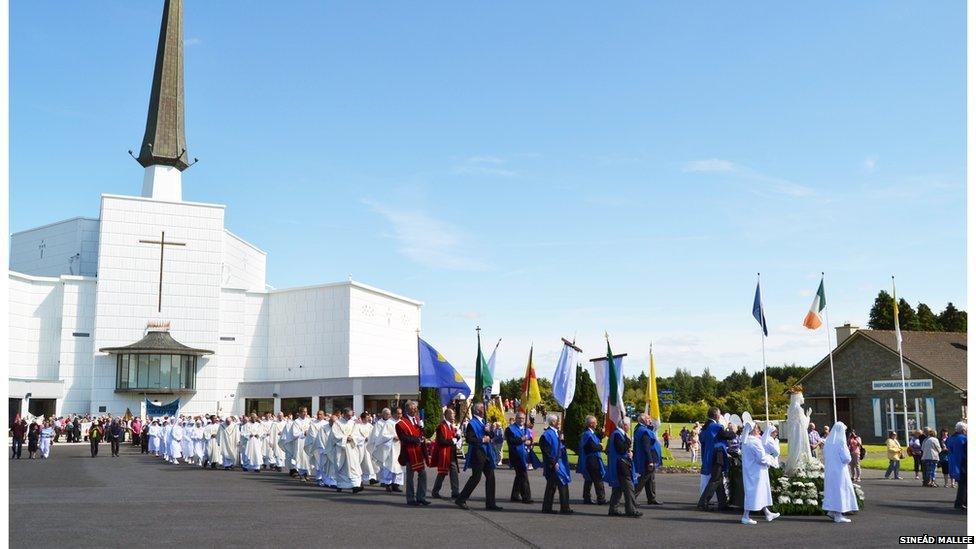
[765,512,780,522]
[741,518,757,525]
[833,515,851,523]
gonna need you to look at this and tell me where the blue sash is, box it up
[506,424,529,469]
[605,429,638,488]
[464,416,497,471]
[576,429,606,481]
[632,424,663,474]
[541,427,572,485]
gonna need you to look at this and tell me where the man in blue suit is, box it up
[633,413,663,506]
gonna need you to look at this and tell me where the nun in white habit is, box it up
[739,420,780,525]
[822,421,859,523]
[762,422,780,468]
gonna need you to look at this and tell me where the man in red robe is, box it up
[430,408,460,499]
[395,401,431,506]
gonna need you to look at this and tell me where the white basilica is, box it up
[8,0,422,419]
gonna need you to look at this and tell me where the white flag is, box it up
[552,342,579,409]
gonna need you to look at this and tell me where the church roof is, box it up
[99,330,213,356]
[802,329,966,391]
[136,0,191,171]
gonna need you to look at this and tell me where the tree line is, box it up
[868,291,966,332]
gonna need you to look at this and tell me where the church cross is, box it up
[139,231,186,312]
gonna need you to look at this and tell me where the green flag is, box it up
[475,331,491,402]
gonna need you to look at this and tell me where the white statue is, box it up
[783,389,815,475]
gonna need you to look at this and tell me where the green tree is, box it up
[896,298,919,331]
[719,367,751,395]
[752,364,810,387]
[563,366,603,453]
[916,303,942,331]
[690,368,718,402]
[418,387,442,438]
[868,290,895,329]
[939,302,968,333]
[537,377,560,412]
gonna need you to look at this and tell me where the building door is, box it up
[245,398,274,416]
[836,398,852,431]
[27,399,56,419]
[280,398,312,418]
[9,399,22,427]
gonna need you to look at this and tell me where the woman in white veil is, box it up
[739,420,781,525]
[823,421,859,523]
[762,422,780,468]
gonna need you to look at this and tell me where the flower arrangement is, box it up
[769,461,865,515]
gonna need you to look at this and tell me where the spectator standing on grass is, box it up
[690,429,701,464]
[846,429,862,482]
[920,427,941,487]
[680,427,689,451]
[884,431,903,479]
[662,429,670,450]
[808,423,824,462]
[946,422,967,511]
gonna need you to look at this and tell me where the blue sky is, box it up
[10,1,966,381]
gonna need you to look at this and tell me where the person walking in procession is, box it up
[455,402,502,511]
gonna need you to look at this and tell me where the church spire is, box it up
[136,0,191,201]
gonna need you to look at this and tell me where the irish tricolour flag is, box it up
[802,278,826,330]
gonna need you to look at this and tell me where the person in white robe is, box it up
[331,408,365,492]
[160,417,172,460]
[181,419,194,462]
[282,408,313,480]
[265,413,286,472]
[356,412,377,485]
[217,416,240,469]
[204,417,221,468]
[192,421,206,465]
[762,422,780,468]
[243,414,265,471]
[168,419,185,464]
[147,420,161,455]
[39,421,55,459]
[237,416,251,470]
[308,411,333,487]
[823,421,859,523]
[367,408,403,490]
[740,421,780,525]
[278,415,295,472]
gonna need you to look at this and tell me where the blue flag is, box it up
[752,281,768,336]
[418,338,471,406]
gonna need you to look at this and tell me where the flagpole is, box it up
[645,342,652,415]
[758,273,769,422]
[823,273,837,424]
[893,276,911,447]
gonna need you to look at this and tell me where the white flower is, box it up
[778,496,791,504]
[793,498,804,505]
[806,499,818,505]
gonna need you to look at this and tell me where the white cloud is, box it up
[862,155,878,173]
[681,159,813,197]
[184,37,202,47]
[363,199,490,271]
[453,155,517,177]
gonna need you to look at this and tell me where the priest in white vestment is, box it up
[181,419,194,462]
[308,411,333,487]
[244,414,265,471]
[282,408,313,479]
[822,421,859,523]
[204,417,221,468]
[217,417,240,469]
[367,408,403,490]
[356,412,377,485]
[331,408,365,492]
[168,419,185,464]
[265,414,285,472]
[740,421,780,525]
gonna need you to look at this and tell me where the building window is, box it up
[115,353,197,391]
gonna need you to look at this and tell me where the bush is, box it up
[564,366,603,453]
[419,387,442,438]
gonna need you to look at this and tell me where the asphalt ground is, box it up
[8,442,969,548]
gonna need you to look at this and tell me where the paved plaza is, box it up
[8,443,967,548]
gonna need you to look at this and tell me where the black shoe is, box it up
[392,485,403,493]
[385,485,392,492]
[583,498,594,505]
[454,500,470,510]
[369,479,378,485]
[419,500,431,506]
[407,501,421,506]
[648,500,663,505]
[486,505,503,511]
[560,509,575,515]
[289,470,298,478]
[609,510,625,517]
[597,500,608,505]
[352,487,364,494]
[542,509,558,514]
[523,499,535,504]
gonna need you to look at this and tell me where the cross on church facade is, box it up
[139,231,186,312]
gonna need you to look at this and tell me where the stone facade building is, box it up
[796,324,966,444]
